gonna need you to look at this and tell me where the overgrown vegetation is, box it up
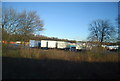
[2,44,119,62]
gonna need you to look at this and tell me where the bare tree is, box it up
[116,2,120,45]
[2,8,44,42]
[0,7,2,42]
[2,8,19,35]
[17,10,44,42]
[118,15,120,42]
[88,19,116,43]
[2,8,19,41]
[115,15,120,45]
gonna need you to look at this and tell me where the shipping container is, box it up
[76,43,83,50]
[47,40,57,48]
[29,40,40,48]
[57,41,69,49]
[41,40,48,49]
[16,41,21,44]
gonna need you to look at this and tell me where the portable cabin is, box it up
[29,40,40,48]
[47,40,57,48]
[76,43,83,50]
[106,45,119,51]
[57,41,69,49]
[40,40,48,49]
[101,45,107,48]
[16,41,21,44]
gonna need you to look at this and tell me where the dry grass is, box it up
[2,44,120,62]
[2,44,120,79]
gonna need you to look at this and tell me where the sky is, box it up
[2,2,118,41]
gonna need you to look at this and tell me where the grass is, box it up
[2,44,120,62]
[2,44,120,79]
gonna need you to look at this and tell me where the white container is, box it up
[107,45,119,50]
[76,44,82,50]
[41,40,48,48]
[57,41,69,49]
[101,45,107,48]
[48,40,57,48]
[16,41,21,44]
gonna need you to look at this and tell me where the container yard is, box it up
[29,40,120,51]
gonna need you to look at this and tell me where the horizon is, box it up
[2,2,118,41]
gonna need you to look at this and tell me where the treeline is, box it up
[2,8,43,43]
[1,8,120,45]
[1,8,76,43]
[2,33,76,43]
